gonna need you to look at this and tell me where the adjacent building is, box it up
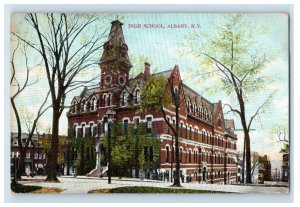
[67,20,238,184]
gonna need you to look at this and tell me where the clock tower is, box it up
[99,20,132,91]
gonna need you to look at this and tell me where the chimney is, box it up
[144,62,151,80]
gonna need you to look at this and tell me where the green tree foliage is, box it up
[140,75,172,111]
[38,136,67,165]
[140,74,182,187]
[69,136,96,175]
[101,121,160,178]
[183,14,277,184]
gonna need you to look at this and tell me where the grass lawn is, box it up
[88,186,230,194]
[11,183,64,193]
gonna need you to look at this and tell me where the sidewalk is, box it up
[17,176,289,194]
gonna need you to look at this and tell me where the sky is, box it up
[10,13,289,172]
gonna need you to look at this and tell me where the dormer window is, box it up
[135,89,140,103]
[218,115,222,128]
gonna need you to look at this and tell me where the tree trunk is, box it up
[245,132,251,183]
[173,97,181,187]
[241,138,245,183]
[15,154,26,179]
[238,96,252,184]
[173,132,181,187]
[45,109,60,182]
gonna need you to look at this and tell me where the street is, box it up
[17,176,289,194]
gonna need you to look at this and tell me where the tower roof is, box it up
[100,20,132,68]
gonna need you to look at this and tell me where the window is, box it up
[135,89,140,103]
[81,100,85,112]
[103,95,107,106]
[166,146,170,163]
[105,75,112,84]
[218,115,222,127]
[90,123,94,137]
[11,151,14,158]
[144,147,149,162]
[185,124,188,139]
[34,153,38,159]
[119,76,125,85]
[134,118,140,134]
[174,88,178,103]
[91,98,97,111]
[179,148,183,163]
[149,146,153,162]
[107,94,112,106]
[72,125,77,138]
[180,122,183,137]
[167,117,170,134]
[97,122,102,136]
[121,92,127,106]
[189,126,192,140]
[26,152,30,159]
[123,119,129,135]
[194,128,198,141]
[189,150,192,163]
[82,124,86,137]
[13,140,18,146]
[146,117,152,134]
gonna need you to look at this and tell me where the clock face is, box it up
[119,76,125,85]
[105,75,112,84]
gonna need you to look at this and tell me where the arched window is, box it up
[189,149,192,163]
[193,103,196,115]
[200,107,203,119]
[135,89,140,103]
[166,146,170,163]
[91,97,97,111]
[86,101,91,111]
[107,94,112,106]
[174,87,178,101]
[187,100,190,113]
[81,100,85,112]
[121,92,128,106]
[103,94,107,107]
[194,128,198,141]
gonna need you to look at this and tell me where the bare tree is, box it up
[13,13,109,182]
[271,124,289,153]
[10,40,51,179]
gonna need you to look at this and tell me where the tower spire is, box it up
[100,20,131,68]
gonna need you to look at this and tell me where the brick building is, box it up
[67,20,238,184]
[10,133,68,177]
[11,133,48,176]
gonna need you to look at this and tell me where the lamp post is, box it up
[104,111,113,184]
[171,135,174,183]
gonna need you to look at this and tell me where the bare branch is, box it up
[247,93,273,131]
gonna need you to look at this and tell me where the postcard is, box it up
[10,12,289,194]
